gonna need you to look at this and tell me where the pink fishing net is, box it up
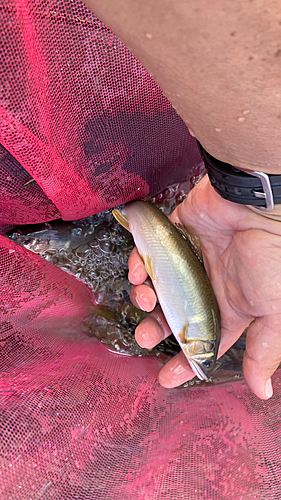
[1,1,281,499]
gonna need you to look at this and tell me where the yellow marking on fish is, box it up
[178,325,189,344]
[144,255,157,281]
[112,209,130,232]
[201,351,214,359]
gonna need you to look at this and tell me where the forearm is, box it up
[85,0,281,174]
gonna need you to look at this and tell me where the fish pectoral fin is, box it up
[184,339,213,355]
[175,223,203,264]
[178,324,189,344]
[112,209,130,232]
[144,255,157,281]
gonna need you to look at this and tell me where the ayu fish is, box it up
[113,201,220,381]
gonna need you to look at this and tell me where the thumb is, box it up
[243,314,281,399]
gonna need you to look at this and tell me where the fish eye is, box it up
[202,360,212,369]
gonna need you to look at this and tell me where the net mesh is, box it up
[0,0,201,224]
[1,1,281,499]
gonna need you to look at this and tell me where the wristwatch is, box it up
[197,142,281,212]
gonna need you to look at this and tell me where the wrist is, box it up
[198,142,281,220]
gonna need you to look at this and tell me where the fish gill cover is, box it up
[0,1,281,499]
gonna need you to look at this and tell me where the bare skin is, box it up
[129,176,281,399]
[83,0,281,397]
[85,0,281,172]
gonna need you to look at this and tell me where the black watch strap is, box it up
[197,142,281,211]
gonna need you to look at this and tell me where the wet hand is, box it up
[129,175,281,399]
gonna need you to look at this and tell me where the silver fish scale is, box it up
[125,201,219,345]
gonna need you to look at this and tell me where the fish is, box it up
[6,221,98,254]
[113,201,220,381]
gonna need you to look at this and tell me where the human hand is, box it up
[129,175,281,399]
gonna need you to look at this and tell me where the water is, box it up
[5,175,246,385]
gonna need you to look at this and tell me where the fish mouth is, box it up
[188,359,212,381]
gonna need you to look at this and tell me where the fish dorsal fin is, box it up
[175,223,203,264]
[112,209,130,232]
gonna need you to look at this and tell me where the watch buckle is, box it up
[238,168,274,212]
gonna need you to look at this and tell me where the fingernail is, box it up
[128,270,140,284]
[137,329,155,348]
[142,330,162,347]
[134,295,145,311]
[265,378,273,398]
[129,262,141,283]
[135,292,151,311]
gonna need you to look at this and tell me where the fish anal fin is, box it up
[175,223,203,263]
[112,209,130,232]
[144,255,157,281]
